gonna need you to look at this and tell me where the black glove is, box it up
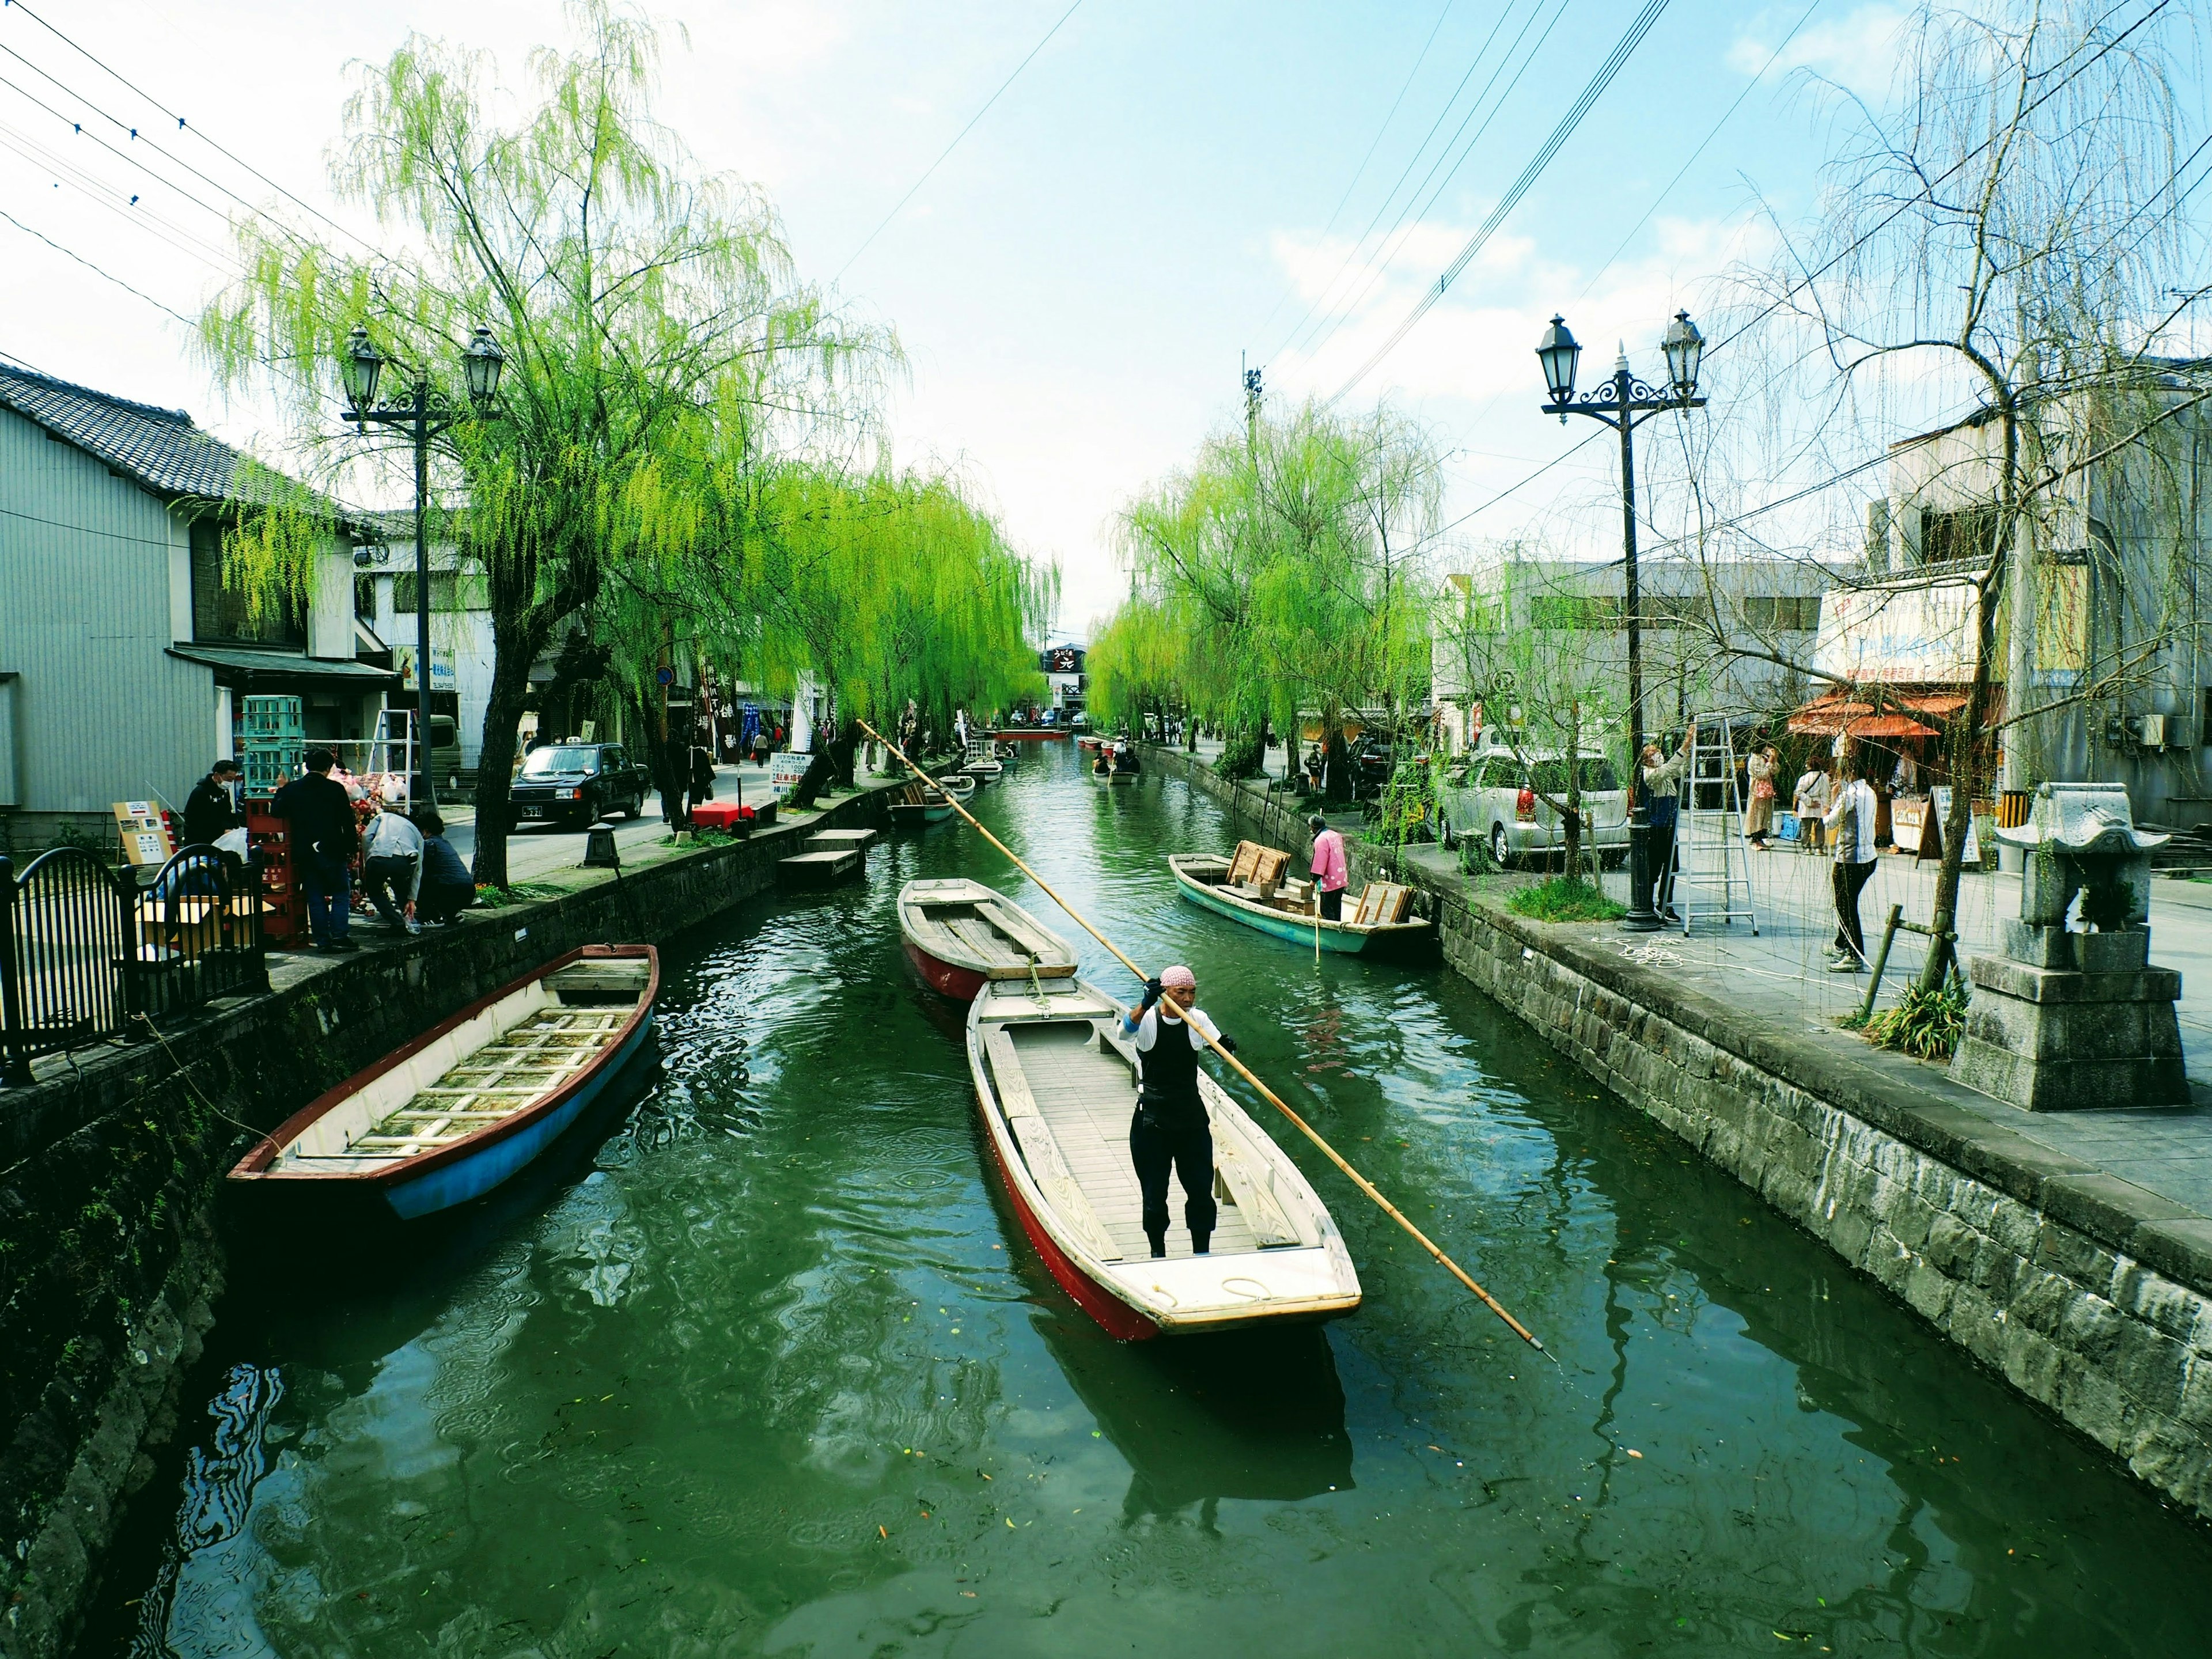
[1217,1034,1238,1056]
[1139,977,1164,1011]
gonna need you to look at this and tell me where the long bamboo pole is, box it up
[863,720,1545,1353]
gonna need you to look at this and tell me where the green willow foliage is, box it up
[1093,400,1440,745]
[195,1,1044,877]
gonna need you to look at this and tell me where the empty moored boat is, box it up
[888,781,957,827]
[1169,844,1433,957]
[899,878,1078,1001]
[967,975,1361,1338]
[229,946,658,1219]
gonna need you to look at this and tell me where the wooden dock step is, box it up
[781,849,862,884]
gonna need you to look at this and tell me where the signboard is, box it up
[112,801,174,867]
[1811,579,1980,685]
[1909,786,1983,866]
[395,646,457,693]
[1041,645,1085,675]
[770,751,814,800]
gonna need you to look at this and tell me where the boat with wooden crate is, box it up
[898,878,1078,1001]
[1169,842,1431,957]
[967,973,1361,1339]
[888,781,957,827]
[1089,763,1138,786]
[228,946,658,1219]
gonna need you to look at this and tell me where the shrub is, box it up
[1506,876,1625,923]
[1218,730,1265,779]
[1863,979,1968,1060]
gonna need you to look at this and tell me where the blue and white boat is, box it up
[229,946,658,1219]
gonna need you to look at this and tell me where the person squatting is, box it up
[1119,964,1238,1259]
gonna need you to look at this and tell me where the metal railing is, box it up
[0,844,269,1085]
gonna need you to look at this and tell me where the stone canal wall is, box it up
[1146,744,2212,1524]
[0,787,898,1659]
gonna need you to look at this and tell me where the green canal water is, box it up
[86,743,2212,1656]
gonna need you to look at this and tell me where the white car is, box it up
[1440,745,1630,868]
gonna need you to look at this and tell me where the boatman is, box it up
[1119,965,1238,1260]
[1308,813,1350,922]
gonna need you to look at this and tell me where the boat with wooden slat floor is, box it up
[968,974,1361,1338]
[888,781,957,827]
[1169,843,1434,957]
[229,946,658,1220]
[899,878,1078,1002]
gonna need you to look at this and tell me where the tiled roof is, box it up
[0,362,257,500]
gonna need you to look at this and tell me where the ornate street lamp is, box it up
[1535,309,1707,931]
[340,323,505,810]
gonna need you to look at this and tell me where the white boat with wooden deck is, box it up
[229,946,657,1219]
[899,878,1077,1001]
[1170,843,1433,957]
[888,781,957,827]
[967,975,1361,1339]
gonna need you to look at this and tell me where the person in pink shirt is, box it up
[1308,813,1349,921]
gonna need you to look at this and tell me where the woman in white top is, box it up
[360,802,426,932]
[1792,759,1831,855]
[1823,753,1882,971]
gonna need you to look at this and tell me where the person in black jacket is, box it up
[271,748,359,950]
[1116,965,1238,1259]
[411,811,478,925]
[183,759,244,847]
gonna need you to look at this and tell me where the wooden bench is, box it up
[1351,881,1413,926]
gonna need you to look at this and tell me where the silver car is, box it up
[1439,746,1629,868]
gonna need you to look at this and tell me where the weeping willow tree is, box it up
[198,0,887,883]
[1100,397,1441,791]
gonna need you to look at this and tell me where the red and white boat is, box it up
[965,973,1362,1339]
[897,878,1078,1002]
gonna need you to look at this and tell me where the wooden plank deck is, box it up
[1006,1022,1259,1262]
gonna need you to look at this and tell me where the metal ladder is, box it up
[1673,713,1759,935]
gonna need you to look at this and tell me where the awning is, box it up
[168,645,400,687]
[1788,690,1941,738]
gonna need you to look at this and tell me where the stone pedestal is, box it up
[1948,782,2187,1111]
[1949,942,2186,1110]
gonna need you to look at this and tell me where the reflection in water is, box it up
[84,743,2212,1659]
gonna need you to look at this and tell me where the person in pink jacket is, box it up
[1308,813,1350,921]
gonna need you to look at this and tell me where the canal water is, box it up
[86,743,2212,1657]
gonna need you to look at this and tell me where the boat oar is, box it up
[860,719,1546,1355]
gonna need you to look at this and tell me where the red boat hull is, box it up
[974,1078,1159,1341]
[904,939,987,1002]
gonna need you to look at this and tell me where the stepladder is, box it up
[1673,713,1759,935]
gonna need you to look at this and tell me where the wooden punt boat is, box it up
[935,772,976,802]
[1169,846,1433,957]
[990,727,1071,742]
[899,878,1080,1001]
[967,975,1361,1339]
[961,757,1004,783]
[888,781,957,827]
[1089,765,1139,785]
[229,946,658,1219]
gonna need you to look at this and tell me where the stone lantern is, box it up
[1950,783,2186,1110]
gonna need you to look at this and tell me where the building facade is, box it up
[0,364,393,848]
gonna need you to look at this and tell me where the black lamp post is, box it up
[1536,309,1705,931]
[340,324,504,812]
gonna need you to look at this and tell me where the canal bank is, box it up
[63,741,2212,1657]
[0,778,903,1659]
[1144,742,2212,1525]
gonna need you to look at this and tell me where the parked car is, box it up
[507,743,652,828]
[1439,744,1628,868]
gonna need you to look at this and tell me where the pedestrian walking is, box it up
[271,748,359,950]
[690,744,717,806]
[1308,813,1350,921]
[1824,753,1881,971]
[1117,966,1238,1259]
[1793,758,1831,855]
[360,801,425,933]
[412,812,478,926]
[1639,723,1694,921]
[1745,744,1779,849]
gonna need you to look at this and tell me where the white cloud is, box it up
[1726,4,1910,99]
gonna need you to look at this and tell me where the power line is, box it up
[833,0,1084,282]
[1249,0,1458,343]
[0,0,380,256]
[0,201,196,326]
[1272,0,1561,365]
[1330,0,1673,403]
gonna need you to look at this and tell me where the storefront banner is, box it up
[1812,580,1979,685]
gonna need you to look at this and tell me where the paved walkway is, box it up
[1169,733,2212,1218]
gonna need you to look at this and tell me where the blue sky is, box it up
[1,2,1925,632]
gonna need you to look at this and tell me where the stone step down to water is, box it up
[804,828,879,854]
[780,847,863,884]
